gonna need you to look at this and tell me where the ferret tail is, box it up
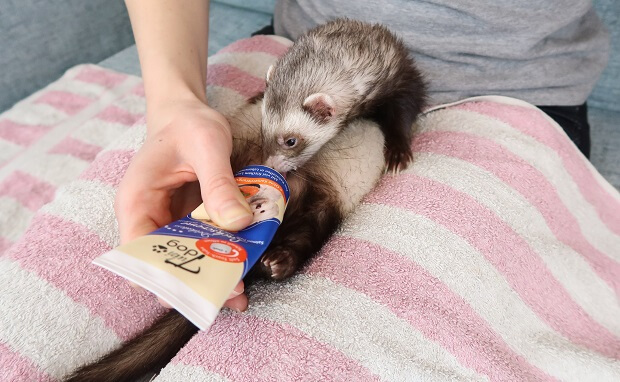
[64,310,197,382]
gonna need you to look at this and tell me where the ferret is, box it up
[64,98,387,381]
[261,18,427,174]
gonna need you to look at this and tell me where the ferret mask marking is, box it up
[262,108,340,174]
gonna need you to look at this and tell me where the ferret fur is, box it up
[262,18,426,174]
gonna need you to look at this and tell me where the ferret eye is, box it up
[284,138,297,148]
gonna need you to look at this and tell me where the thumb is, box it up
[194,151,253,231]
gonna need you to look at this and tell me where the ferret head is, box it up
[261,65,342,174]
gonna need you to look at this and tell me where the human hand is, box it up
[115,97,253,311]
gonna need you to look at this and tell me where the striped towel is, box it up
[0,64,145,256]
[1,34,619,382]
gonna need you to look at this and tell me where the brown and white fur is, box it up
[64,99,386,382]
[262,18,426,174]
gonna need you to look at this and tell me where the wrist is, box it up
[144,94,231,143]
[144,66,207,108]
[145,87,207,133]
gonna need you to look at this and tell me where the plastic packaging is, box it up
[93,165,289,330]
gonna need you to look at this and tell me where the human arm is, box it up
[116,0,252,311]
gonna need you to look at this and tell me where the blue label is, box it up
[150,165,289,277]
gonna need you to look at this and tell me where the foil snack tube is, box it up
[93,165,289,330]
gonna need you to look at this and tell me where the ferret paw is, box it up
[384,148,412,174]
[259,248,297,280]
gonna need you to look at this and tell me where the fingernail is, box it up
[231,289,243,297]
[218,200,252,226]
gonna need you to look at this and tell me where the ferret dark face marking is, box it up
[261,108,342,173]
[278,135,303,150]
[261,61,346,174]
[262,89,342,174]
[263,125,310,173]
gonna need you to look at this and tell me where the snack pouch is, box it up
[94,165,289,330]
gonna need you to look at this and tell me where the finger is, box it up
[169,181,203,221]
[114,150,177,244]
[118,216,160,245]
[115,178,162,244]
[223,293,248,312]
[192,130,253,231]
[227,280,244,299]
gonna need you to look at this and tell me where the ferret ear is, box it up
[302,93,336,123]
[266,65,274,82]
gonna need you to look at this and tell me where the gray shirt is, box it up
[274,0,610,106]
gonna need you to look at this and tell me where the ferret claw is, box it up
[261,249,295,280]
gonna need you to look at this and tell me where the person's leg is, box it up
[536,103,590,158]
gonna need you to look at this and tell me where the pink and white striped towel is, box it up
[0,64,145,256]
[1,35,619,381]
